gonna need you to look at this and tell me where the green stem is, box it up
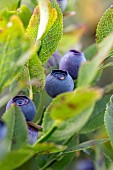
[104,83,113,94]
[34,125,57,144]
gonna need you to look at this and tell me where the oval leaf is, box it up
[104,95,113,147]
[2,105,28,151]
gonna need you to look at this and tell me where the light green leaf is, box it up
[84,43,97,60]
[2,106,28,151]
[96,6,113,57]
[99,62,113,70]
[43,87,102,141]
[16,5,32,28]
[0,143,65,170]
[25,5,40,41]
[77,32,113,87]
[0,150,33,170]
[18,53,45,93]
[0,0,20,11]
[104,95,113,147]
[38,0,63,63]
[50,87,102,122]
[43,105,95,141]
[36,0,57,41]
[96,6,113,44]
[26,0,57,43]
[0,15,33,93]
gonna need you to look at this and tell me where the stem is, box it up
[29,84,33,100]
[27,63,33,100]
[34,125,57,144]
[40,157,57,170]
[104,83,113,94]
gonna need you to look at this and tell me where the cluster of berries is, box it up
[3,49,86,145]
[45,49,86,98]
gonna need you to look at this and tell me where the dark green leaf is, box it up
[0,143,65,170]
[80,95,111,134]
[45,153,75,170]
[65,139,109,153]
[2,106,28,150]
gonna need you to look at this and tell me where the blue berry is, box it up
[27,122,42,145]
[75,159,95,170]
[6,96,36,122]
[27,125,38,145]
[44,51,61,75]
[0,120,7,140]
[59,49,86,80]
[56,0,68,12]
[45,69,74,98]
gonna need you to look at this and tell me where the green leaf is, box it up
[0,143,65,170]
[96,6,113,57]
[80,95,111,134]
[33,90,52,123]
[96,6,113,44]
[18,53,45,93]
[15,157,39,170]
[0,6,31,29]
[104,95,113,147]
[38,0,63,63]
[99,62,113,71]
[50,87,102,122]
[65,139,109,153]
[2,106,28,151]
[16,5,32,29]
[43,87,102,141]
[26,0,57,43]
[43,105,94,141]
[0,0,20,11]
[84,43,97,60]
[0,15,33,93]
[25,5,40,41]
[36,0,57,41]
[45,153,75,170]
[0,150,33,170]
[77,32,113,87]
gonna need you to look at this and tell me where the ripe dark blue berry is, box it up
[6,96,36,122]
[27,125,38,145]
[44,51,61,75]
[59,49,86,80]
[45,70,74,98]
[27,122,42,145]
[56,0,68,12]
[0,120,7,140]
